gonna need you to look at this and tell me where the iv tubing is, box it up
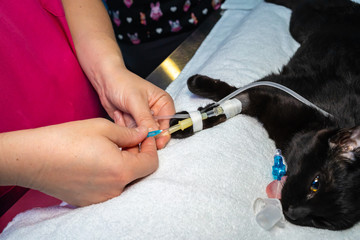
[151,81,332,137]
[155,114,190,120]
[216,81,333,118]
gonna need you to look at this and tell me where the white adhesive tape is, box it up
[188,111,203,132]
[220,98,242,118]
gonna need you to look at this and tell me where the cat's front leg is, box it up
[170,74,239,139]
[170,74,323,145]
[171,74,291,140]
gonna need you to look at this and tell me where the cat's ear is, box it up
[329,126,360,162]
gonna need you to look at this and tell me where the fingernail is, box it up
[114,111,121,123]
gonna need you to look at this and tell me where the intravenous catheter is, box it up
[146,98,243,138]
[147,80,333,138]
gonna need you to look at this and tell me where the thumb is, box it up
[107,125,148,148]
[137,112,158,131]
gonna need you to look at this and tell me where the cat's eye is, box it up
[310,175,320,192]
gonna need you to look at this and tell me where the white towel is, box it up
[2,2,360,239]
[221,0,262,10]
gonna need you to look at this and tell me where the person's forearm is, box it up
[0,130,42,187]
[0,132,18,185]
[61,0,125,91]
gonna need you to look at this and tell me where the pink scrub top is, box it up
[0,0,106,232]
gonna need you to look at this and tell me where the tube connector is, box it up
[272,149,286,181]
[178,118,193,130]
[204,98,242,119]
[167,117,194,135]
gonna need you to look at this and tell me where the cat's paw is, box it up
[187,74,237,101]
[187,74,217,97]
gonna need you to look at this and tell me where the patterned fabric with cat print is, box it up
[105,0,224,44]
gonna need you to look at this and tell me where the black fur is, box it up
[171,0,360,230]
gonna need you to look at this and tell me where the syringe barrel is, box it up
[168,118,193,134]
[168,124,181,134]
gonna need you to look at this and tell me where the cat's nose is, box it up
[284,205,311,220]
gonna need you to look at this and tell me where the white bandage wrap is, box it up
[189,111,203,132]
[220,98,242,119]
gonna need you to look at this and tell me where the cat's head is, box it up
[281,126,360,230]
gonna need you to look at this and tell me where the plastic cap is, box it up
[253,198,285,230]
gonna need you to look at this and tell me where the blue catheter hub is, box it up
[272,149,286,181]
[147,129,162,137]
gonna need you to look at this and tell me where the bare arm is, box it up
[62,0,175,149]
[0,119,158,206]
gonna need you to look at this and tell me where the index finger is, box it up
[128,100,159,130]
[151,96,176,149]
[122,137,159,182]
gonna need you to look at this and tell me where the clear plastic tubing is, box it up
[154,114,190,120]
[216,81,333,118]
[149,81,333,138]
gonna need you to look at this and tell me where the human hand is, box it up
[96,68,175,149]
[0,118,158,207]
[61,0,175,148]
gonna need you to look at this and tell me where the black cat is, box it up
[171,0,360,230]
